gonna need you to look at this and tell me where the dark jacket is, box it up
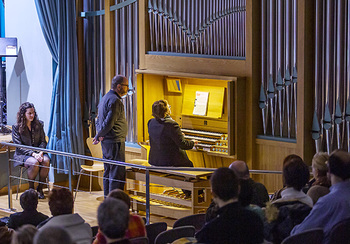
[148,116,194,167]
[7,210,48,230]
[205,178,269,222]
[95,90,127,143]
[12,121,47,167]
[196,202,264,244]
[264,200,312,244]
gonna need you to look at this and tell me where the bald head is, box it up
[229,161,250,180]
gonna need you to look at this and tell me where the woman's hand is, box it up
[32,152,44,162]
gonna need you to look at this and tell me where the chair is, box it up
[91,225,99,238]
[129,236,149,244]
[154,226,196,244]
[127,144,151,167]
[145,222,167,244]
[173,213,206,232]
[281,228,324,244]
[329,218,350,244]
[75,137,104,200]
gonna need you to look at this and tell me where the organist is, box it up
[148,100,198,168]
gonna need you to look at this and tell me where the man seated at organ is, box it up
[148,99,198,168]
[148,100,198,198]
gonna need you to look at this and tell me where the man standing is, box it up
[93,75,129,196]
[290,150,350,244]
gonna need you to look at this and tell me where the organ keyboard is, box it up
[181,128,230,154]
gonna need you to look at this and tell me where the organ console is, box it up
[127,70,246,218]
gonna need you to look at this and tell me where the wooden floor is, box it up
[0,189,176,228]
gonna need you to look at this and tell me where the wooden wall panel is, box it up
[254,139,297,193]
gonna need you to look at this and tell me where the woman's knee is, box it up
[42,156,50,167]
[25,157,40,168]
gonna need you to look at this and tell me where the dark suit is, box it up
[95,90,127,195]
[7,210,48,230]
[148,116,194,167]
[12,121,47,167]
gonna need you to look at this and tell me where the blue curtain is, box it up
[34,0,84,173]
[1,1,4,37]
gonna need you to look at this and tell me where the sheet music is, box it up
[193,91,209,116]
[6,46,16,56]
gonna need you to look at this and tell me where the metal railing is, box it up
[0,141,283,223]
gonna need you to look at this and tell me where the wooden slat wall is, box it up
[254,139,297,193]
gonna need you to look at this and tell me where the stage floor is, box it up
[0,189,176,228]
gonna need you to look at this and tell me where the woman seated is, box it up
[12,102,50,199]
[264,155,313,243]
[306,152,331,204]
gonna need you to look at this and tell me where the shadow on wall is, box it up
[7,47,29,123]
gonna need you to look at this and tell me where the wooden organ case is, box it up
[127,70,246,219]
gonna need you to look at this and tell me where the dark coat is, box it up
[12,121,47,167]
[7,210,49,230]
[148,116,194,167]
[196,202,264,244]
[264,200,312,244]
[95,90,127,143]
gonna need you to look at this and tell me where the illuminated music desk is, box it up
[126,166,213,219]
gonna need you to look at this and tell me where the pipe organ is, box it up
[126,70,245,218]
[136,70,246,165]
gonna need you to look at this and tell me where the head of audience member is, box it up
[311,152,330,179]
[111,75,129,97]
[11,224,38,244]
[152,100,171,120]
[108,189,131,209]
[211,167,240,207]
[239,179,254,207]
[20,189,39,212]
[328,150,350,184]
[98,198,129,241]
[0,223,13,244]
[229,160,250,180]
[283,155,310,191]
[48,188,73,217]
[33,226,73,244]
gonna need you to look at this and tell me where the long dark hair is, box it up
[16,102,39,133]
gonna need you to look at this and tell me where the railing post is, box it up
[145,169,150,224]
[69,158,72,192]
[7,146,13,210]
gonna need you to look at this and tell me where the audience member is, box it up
[0,221,14,244]
[270,154,302,201]
[97,198,130,244]
[229,161,270,207]
[306,152,331,204]
[206,160,269,222]
[11,224,37,244]
[196,167,264,244]
[264,155,313,243]
[33,226,73,244]
[239,179,265,221]
[94,189,146,244]
[291,150,350,244]
[37,188,92,244]
[7,189,48,230]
